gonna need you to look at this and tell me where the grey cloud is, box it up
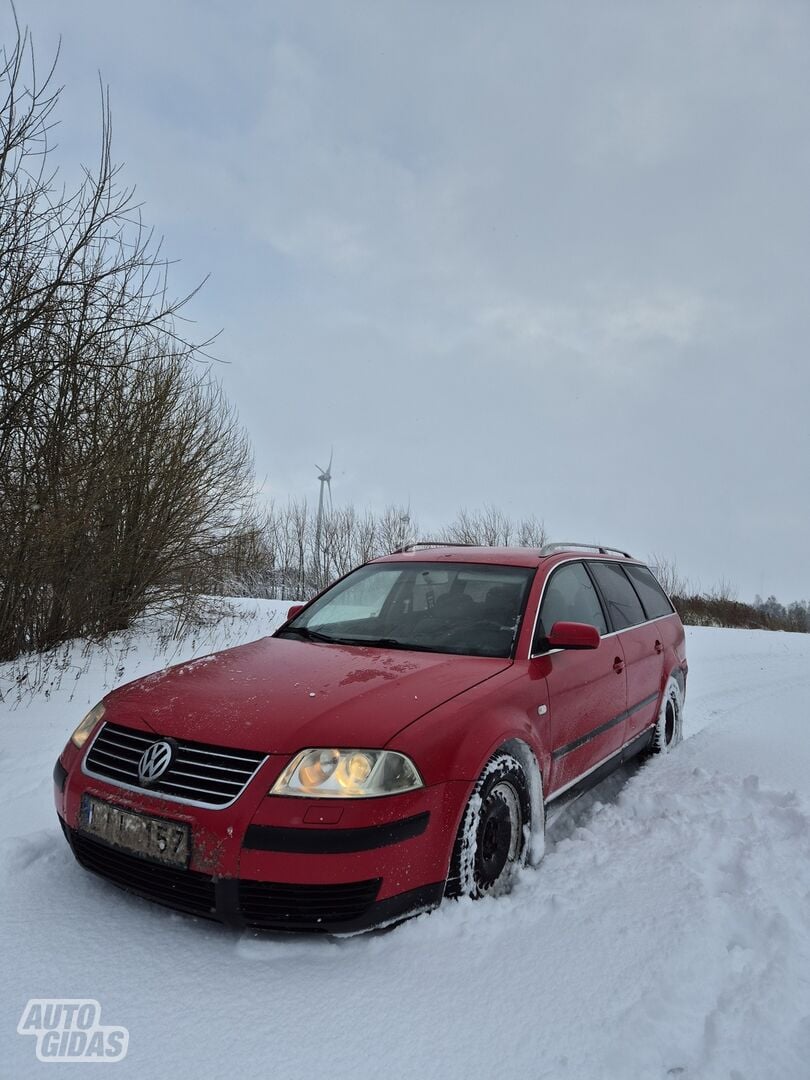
[19,0,810,599]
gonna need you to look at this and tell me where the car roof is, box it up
[373,544,641,569]
[374,546,544,568]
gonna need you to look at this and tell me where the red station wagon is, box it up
[54,541,687,932]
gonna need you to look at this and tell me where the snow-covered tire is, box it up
[446,752,531,899]
[651,675,684,754]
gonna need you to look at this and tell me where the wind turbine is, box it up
[314,449,333,578]
[398,501,412,549]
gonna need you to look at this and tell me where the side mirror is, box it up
[547,621,601,650]
[287,604,305,621]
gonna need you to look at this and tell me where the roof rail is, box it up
[540,541,634,558]
[389,541,477,555]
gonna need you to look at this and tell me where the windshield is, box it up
[277,561,535,658]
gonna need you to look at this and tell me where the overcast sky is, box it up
[17,1,810,601]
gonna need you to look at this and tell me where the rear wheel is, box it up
[447,752,530,899]
[651,676,684,754]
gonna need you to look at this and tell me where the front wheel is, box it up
[651,675,684,754]
[446,752,531,899]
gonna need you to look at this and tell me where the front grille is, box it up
[238,878,381,929]
[71,832,217,918]
[84,722,266,807]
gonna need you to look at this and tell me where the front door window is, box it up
[533,561,607,653]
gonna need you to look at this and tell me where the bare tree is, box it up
[220,502,547,602]
[649,553,692,598]
[441,506,546,549]
[0,20,252,659]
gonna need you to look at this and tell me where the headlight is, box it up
[70,702,105,748]
[270,748,423,798]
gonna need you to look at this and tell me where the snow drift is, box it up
[2,605,809,1078]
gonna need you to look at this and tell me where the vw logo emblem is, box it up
[137,740,175,785]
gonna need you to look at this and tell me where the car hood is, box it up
[103,637,512,753]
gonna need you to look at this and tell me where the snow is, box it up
[2,611,810,1078]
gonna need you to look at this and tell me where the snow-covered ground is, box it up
[2,607,810,1079]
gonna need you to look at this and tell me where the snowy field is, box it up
[2,604,810,1079]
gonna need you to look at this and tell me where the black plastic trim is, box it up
[243,811,430,854]
[551,691,660,760]
[235,878,444,934]
[53,757,68,792]
[337,879,444,934]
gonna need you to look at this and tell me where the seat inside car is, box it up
[433,591,477,621]
[482,584,521,626]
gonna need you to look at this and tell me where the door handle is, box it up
[613,657,624,674]
[654,640,663,654]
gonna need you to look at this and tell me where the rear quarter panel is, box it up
[657,611,688,694]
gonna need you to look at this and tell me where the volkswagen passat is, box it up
[54,542,687,932]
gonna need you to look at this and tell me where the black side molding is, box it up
[551,691,660,761]
[53,757,68,793]
[546,726,655,811]
[243,811,430,855]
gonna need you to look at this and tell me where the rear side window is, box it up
[623,564,675,620]
[587,561,646,631]
[534,562,607,651]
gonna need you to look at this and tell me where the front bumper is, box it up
[54,748,465,933]
[59,821,444,932]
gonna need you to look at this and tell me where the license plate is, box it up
[79,795,190,868]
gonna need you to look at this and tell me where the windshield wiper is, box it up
[279,627,438,652]
[277,626,341,644]
[331,636,437,652]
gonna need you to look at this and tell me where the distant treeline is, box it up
[650,558,808,633]
[671,593,810,634]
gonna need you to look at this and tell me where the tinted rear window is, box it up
[587,561,646,631]
[623,564,675,620]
